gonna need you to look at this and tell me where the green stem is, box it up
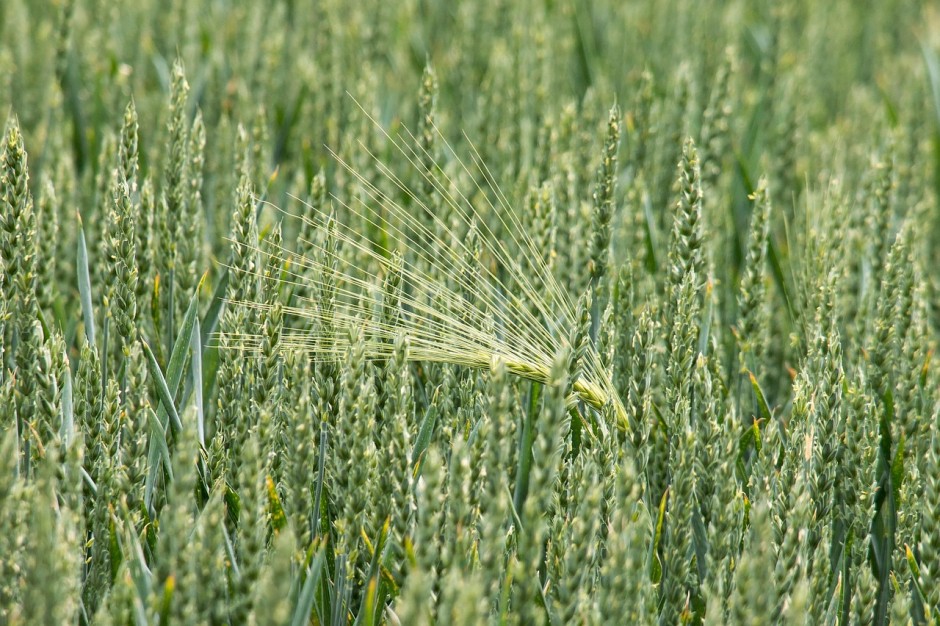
[513,381,541,515]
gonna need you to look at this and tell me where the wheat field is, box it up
[1,1,940,624]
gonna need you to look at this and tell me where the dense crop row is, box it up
[1,0,940,624]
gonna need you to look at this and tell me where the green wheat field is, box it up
[2,1,940,624]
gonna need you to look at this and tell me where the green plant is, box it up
[1,1,939,624]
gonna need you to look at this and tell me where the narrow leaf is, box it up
[191,317,204,445]
[60,362,74,444]
[144,275,205,509]
[267,475,287,532]
[748,370,773,423]
[904,544,929,605]
[147,407,173,483]
[77,217,96,346]
[513,381,541,515]
[650,487,668,584]
[142,337,183,433]
[292,546,326,626]
[165,272,207,393]
[411,403,438,477]
[201,269,228,347]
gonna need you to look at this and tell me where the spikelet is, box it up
[224,106,629,434]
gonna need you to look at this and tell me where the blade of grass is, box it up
[358,519,390,626]
[144,274,206,510]
[60,362,74,444]
[292,544,326,626]
[513,381,541,515]
[201,269,227,348]
[191,317,204,445]
[142,337,183,433]
[747,370,773,424]
[312,429,327,537]
[76,215,96,346]
[411,402,438,477]
[147,407,173,483]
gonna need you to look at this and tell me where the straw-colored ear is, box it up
[219,109,628,435]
